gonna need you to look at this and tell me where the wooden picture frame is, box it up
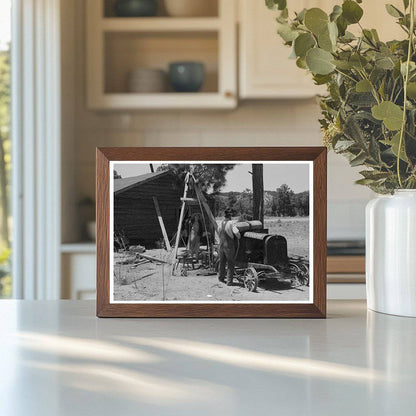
[97,147,327,318]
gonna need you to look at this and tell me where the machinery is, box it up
[233,225,309,292]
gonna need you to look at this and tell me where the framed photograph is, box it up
[96,147,327,318]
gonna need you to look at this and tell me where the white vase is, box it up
[366,190,416,317]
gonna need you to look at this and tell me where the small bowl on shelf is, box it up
[164,0,217,17]
[114,0,158,17]
[127,68,167,93]
[168,62,205,93]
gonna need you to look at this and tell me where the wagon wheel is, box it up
[298,262,309,286]
[288,263,303,287]
[244,267,258,292]
[289,262,309,287]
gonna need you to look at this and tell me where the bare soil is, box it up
[113,217,310,302]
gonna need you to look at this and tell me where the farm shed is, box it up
[114,171,182,246]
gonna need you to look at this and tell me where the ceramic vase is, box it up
[366,190,416,317]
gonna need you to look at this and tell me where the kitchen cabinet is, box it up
[238,0,404,99]
[86,0,237,109]
[239,0,322,99]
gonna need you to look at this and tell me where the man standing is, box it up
[218,208,241,286]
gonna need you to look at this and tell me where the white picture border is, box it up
[109,161,313,304]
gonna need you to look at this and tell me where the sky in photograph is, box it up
[114,162,310,193]
[0,0,11,50]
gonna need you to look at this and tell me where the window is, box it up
[0,0,11,298]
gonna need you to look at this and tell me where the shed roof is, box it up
[114,170,171,195]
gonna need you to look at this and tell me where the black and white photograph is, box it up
[110,161,313,303]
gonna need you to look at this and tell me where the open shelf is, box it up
[86,0,236,109]
[104,31,219,94]
[101,17,221,32]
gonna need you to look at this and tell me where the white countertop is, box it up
[0,300,415,415]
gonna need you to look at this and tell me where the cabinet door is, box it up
[239,0,320,99]
[238,0,403,99]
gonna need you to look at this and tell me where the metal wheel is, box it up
[298,262,309,286]
[289,262,309,287]
[244,267,258,292]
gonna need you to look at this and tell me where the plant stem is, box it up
[334,68,357,83]
[397,0,415,188]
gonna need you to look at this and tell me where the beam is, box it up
[153,197,172,251]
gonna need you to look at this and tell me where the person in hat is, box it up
[218,208,241,285]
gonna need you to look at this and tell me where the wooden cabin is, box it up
[114,171,182,247]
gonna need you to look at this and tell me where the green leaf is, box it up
[356,178,377,185]
[401,61,416,77]
[342,0,364,24]
[371,29,380,42]
[318,31,333,52]
[296,57,307,69]
[295,8,307,22]
[369,137,381,162]
[340,31,356,42]
[385,4,403,18]
[375,56,395,70]
[304,8,329,35]
[334,139,355,152]
[407,82,416,99]
[382,132,409,162]
[359,170,391,180]
[336,15,348,36]
[313,74,332,85]
[306,48,335,75]
[277,23,299,42]
[266,0,287,11]
[294,33,315,57]
[350,152,368,167]
[356,79,372,92]
[333,59,353,70]
[350,53,368,69]
[403,0,410,9]
[330,5,343,22]
[372,101,404,130]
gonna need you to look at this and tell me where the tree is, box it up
[292,191,309,216]
[275,184,295,217]
[114,170,122,179]
[234,188,253,217]
[157,164,235,193]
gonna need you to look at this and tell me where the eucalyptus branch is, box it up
[334,68,358,83]
[397,0,415,188]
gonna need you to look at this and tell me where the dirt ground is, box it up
[113,217,310,302]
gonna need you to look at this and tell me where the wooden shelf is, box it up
[86,0,237,110]
[89,92,235,110]
[101,17,221,32]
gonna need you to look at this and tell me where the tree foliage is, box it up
[215,186,309,218]
[157,164,235,193]
[266,0,416,193]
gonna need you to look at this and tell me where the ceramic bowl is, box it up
[114,0,158,17]
[127,68,167,93]
[168,62,205,93]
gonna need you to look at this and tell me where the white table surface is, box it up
[0,300,415,416]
